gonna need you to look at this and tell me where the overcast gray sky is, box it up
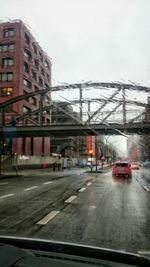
[0,0,150,85]
[0,0,149,155]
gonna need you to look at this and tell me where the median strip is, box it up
[24,186,38,191]
[64,196,77,203]
[37,211,60,225]
[78,187,86,192]
[0,193,14,200]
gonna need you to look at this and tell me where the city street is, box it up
[0,168,149,254]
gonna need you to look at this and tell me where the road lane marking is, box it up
[78,187,86,192]
[37,211,60,225]
[143,186,149,192]
[24,186,38,191]
[0,182,8,185]
[87,182,92,186]
[65,196,76,203]
[0,193,14,200]
[43,181,53,185]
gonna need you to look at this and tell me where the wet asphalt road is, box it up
[0,168,149,254]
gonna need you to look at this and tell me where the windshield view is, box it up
[0,0,150,265]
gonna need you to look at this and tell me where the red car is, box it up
[112,161,132,178]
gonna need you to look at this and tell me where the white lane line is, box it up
[65,196,77,203]
[0,182,8,185]
[43,181,53,185]
[24,186,38,191]
[78,187,86,192]
[143,186,149,192]
[37,211,60,225]
[87,182,92,186]
[0,193,14,200]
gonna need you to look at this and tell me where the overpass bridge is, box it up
[0,121,150,139]
[0,81,149,138]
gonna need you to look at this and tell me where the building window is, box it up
[34,85,39,91]
[1,87,13,97]
[32,71,37,80]
[32,43,37,54]
[0,72,13,81]
[3,28,15,38]
[39,77,43,86]
[31,96,37,106]
[0,43,14,52]
[34,59,39,70]
[47,74,50,82]
[24,62,30,73]
[2,58,14,67]
[44,60,50,69]
[41,67,45,76]
[39,51,43,62]
[23,78,32,89]
[24,49,32,61]
[24,33,30,45]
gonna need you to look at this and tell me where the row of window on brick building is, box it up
[1,27,50,68]
[0,55,50,81]
[0,27,50,89]
[0,60,50,83]
[0,43,50,73]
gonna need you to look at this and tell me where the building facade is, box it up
[51,101,96,158]
[0,20,51,156]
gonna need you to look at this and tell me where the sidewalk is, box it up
[0,167,86,179]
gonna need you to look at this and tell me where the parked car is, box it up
[112,161,132,178]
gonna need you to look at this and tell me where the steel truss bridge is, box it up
[0,81,150,137]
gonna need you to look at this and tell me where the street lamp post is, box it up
[89,150,93,172]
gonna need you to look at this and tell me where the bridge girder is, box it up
[0,122,150,138]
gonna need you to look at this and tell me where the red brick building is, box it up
[0,20,52,156]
